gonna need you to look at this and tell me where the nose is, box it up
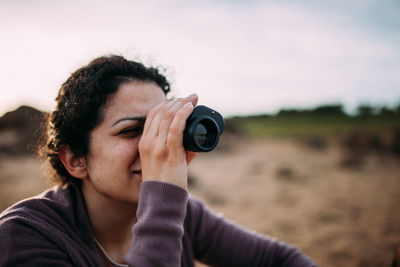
[133,156,141,170]
[127,136,141,172]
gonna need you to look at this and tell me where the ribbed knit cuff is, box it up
[126,181,189,266]
[138,181,189,223]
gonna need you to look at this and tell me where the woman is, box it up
[0,55,317,266]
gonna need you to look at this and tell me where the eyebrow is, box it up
[112,116,146,126]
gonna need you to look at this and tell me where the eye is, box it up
[119,126,143,137]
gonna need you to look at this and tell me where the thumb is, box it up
[186,151,197,165]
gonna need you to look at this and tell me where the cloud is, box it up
[0,0,399,116]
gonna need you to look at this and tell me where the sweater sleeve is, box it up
[125,181,189,267]
[187,198,318,267]
[0,186,101,267]
[0,215,73,266]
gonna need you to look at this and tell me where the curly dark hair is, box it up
[41,55,170,186]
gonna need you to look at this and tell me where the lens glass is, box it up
[193,123,208,146]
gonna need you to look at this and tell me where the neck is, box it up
[82,180,137,263]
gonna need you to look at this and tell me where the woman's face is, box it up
[84,81,166,204]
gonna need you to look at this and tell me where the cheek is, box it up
[87,137,140,177]
[113,138,141,162]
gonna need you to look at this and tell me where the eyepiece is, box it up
[183,105,224,152]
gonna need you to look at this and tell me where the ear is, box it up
[58,145,88,179]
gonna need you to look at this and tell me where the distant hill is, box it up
[0,103,399,156]
[0,106,47,155]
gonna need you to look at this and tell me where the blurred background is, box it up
[1,0,399,266]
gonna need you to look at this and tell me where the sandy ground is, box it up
[1,137,399,267]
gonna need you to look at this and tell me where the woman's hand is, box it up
[139,94,198,189]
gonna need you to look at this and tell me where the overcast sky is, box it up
[1,0,399,117]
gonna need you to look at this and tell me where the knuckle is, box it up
[154,145,167,159]
[149,103,163,115]
[163,110,175,120]
[166,134,180,149]
[139,145,147,155]
[147,109,156,119]
[174,109,187,121]
[176,108,187,116]
[159,104,169,113]
[168,124,181,135]
[139,139,150,153]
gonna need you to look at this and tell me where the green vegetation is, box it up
[227,104,400,138]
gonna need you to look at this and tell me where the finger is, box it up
[157,98,193,144]
[142,102,163,137]
[142,99,176,138]
[166,101,194,151]
[188,93,199,107]
[155,93,198,143]
[143,93,197,146]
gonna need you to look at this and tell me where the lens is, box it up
[183,105,224,152]
[192,119,218,150]
[193,123,207,146]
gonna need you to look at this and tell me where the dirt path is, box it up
[189,137,400,267]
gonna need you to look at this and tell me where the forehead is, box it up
[102,81,166,123]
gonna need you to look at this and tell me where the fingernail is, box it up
[188,93,197,99]
[183,102,193,109]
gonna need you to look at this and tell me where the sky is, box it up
[0,0,399,117]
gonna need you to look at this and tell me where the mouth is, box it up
[132,170,142,176]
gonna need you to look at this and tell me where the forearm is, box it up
[189,199,318,267]
[125,181,189,267]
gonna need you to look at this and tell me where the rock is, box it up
[0,106,47,155]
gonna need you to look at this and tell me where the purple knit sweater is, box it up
[0,181,317,266]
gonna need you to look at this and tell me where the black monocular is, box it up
[183,105,224,152]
